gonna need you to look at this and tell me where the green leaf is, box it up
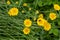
[53,29,58,36]
[49,29,53,34]
[49,28,58,36]
[38,1,43,7]
[58,18,60,26]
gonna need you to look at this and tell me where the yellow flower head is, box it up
[44,22,51,31]
[24,19,32,27]
[7,0,11,5]
[22,10,25,13]
[8,7,18,16]
[36,10,39,14]
[38,14,43,18]
[16,1,18,4]
[54,4,60,10]
[23,3,27,7]
[37,18,46,26]
[49,12,57,20]
[29,8,32,11]
[23,27,30,34]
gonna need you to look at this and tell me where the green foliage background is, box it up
[0,0,60,40]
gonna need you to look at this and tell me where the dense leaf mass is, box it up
[0,0,60,40]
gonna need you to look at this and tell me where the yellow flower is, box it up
[22,10,25,13]
[23,27,30,34]
[49,12,57,20]
[54,4,60,10]
[44,22,51,31]
[38,14,43,18]
[29,8,32,11]
[24,19,32,27]
[36,10,39,14]
[16,1,18,4]
[37,18,46,26]
[7,0,11,5]
[8,7,18,16]
[23,3,27,6]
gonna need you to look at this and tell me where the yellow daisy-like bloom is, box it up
[23,3,27,7]
[23,27,30,34]
[16,1,18,4]
[44,22,51,31]
[54,4,60,10]
[38,14,43,18]
[7,0,11,5]
[49,12,57,20]
[24,19,32,27]
[37,18,46,26]
[36,10,39,14]
[8,7,18,16]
